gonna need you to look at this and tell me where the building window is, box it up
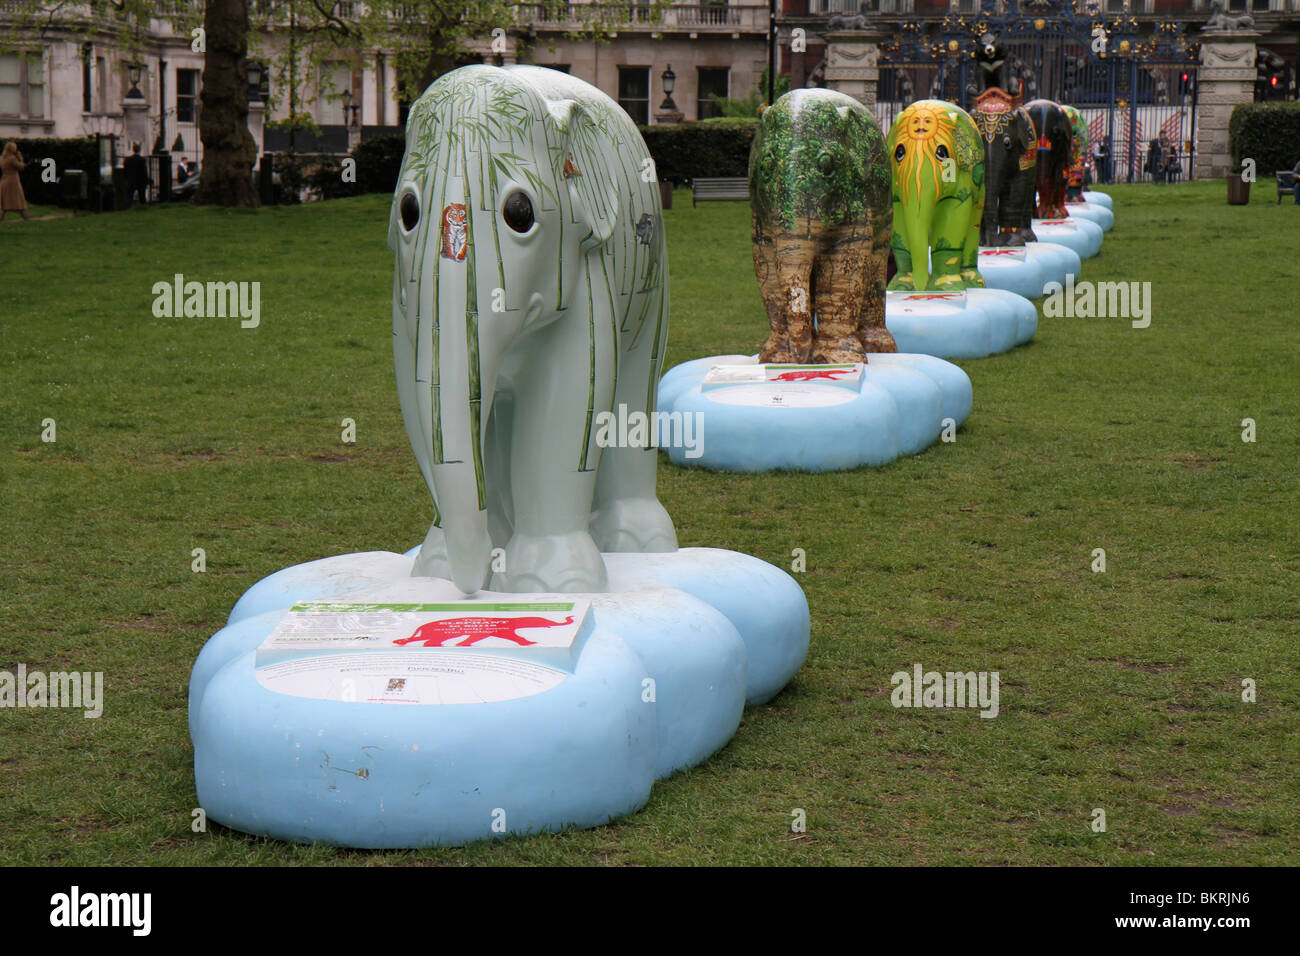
[697,67,729,120]
[319,62,352,123]
[547,64,571,74]
[96,55,107,112]
[618,66,649,125]
[177,68,200,123]
[82,44,93,112]
[700,0,729,25]
[0,52,44,118]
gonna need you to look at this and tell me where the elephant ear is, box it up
[953,117,983,171]
[1018,109,1038,153]
[554,99,621,248]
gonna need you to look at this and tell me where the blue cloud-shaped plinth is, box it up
[189,548,809,847]
[886,288,1036,358]
[657,354,971,473]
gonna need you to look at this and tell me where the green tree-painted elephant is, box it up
[749,88,895,363]
[389,65,677,595]
[1061,104,1090,202]
[972,87,1038,246]
[886,100,987,291]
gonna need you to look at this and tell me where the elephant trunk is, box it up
[901,200,932,290]
[430,249,497,596]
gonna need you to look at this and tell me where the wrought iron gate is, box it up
[875,0,1201,183]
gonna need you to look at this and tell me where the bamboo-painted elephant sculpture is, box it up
[749,88,896,363]
[1061,104,1090,202]
[886,100,986,291]
[389,65,678,596]
[1025,98,1072,219]
[972,87,1038,246]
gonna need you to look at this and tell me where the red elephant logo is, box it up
[771,368,855,383]
[393,615,575,648]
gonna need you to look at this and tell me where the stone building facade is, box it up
[1,1,1296,181]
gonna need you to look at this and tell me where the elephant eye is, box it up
[1003,135,1013,149]
[894,144,905,162]
[503,191,534,233]
[816,151,835,173]
[399,190,419,232]
[936,144,950,160]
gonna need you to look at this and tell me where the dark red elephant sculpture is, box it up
[1024,99,1073,219]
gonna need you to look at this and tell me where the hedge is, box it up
[349,134,404,195]
[270,133,405,202]
[638,118,758,185]
[5,136,98,206]
[1229,102,1300,175]
[266,119,759,202]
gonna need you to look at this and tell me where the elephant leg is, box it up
[758,228,815,363]
[482,386,515,550]
[495,292,611,594]
[809,227,870,363]
[961,221,985,288]
[859,227,896,354]
[753,231,787,361]
[979,175,1003,246]
[411,523,452,578]
[590,289,679,554]
[964,181,987,286]
[929,197,966,289]
[886,208,916,291]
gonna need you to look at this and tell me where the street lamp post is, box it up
[127,60,144,98]
[767,0,777,107]
[245,59,264,104]
[660,65,677,112]
[655,64,683,125]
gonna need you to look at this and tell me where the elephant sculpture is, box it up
[1024,98,1072,219]
[1061,104,1090,202]
[389,65,678,596]
[972,87,1038,246]
[750,88,896,363]
[886,100,986,291]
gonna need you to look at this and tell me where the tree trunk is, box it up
[195,0,258,207]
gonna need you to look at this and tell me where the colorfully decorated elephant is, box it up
[389,65,677,595]
[972,87,1038,246]
[886,100,986,291]
[749,88,896,363]
[1024,98,1072,219]
[1061,104,1091,202]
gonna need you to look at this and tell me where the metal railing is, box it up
[524,2,766,28]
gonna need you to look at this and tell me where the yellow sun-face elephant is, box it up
[886,100,986,291]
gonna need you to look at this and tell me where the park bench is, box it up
[1276,167,1299,204]
[692,177,749,206]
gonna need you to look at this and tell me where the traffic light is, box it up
[1256,50,1289,101]
[1178,71,1192,96]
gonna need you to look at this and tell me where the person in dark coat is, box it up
[124,143,151,206]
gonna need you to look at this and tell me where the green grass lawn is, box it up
[1,180,1296,865]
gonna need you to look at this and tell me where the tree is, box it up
[709,69,791,119]
[196,0,258,206]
